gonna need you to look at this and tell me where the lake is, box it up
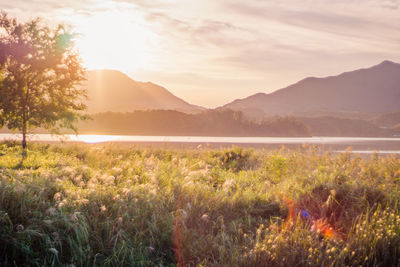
[1,133,400,154]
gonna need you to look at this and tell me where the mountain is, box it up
[222,60,400,115]
[82,70,205,114]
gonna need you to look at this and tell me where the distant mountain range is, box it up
[83,70,205,114]
[84,61,400,117]
[221,60,400,115]
[2,61,399,137]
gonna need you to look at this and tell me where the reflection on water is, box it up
[333,150,400,154]
[69,135,121,143]
[1,134,400,154]
[1,134,399,144]
[1,133,400,144]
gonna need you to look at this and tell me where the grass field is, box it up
[0,142,399,266]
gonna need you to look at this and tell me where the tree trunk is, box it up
[22,131,26,150]
[21,117,27,158]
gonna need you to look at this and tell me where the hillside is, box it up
[370,111,400,128]
[222,60,400,115]
[296,116,388,137]
[82,70,205,114]
[77,110,311,137]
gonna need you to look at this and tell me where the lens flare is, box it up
[57,33,72,50]
[311,218,338,239]
[283,197,340,240]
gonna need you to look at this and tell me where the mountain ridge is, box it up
[83,69,205,114]
[222,60,400,115]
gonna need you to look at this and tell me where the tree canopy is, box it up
[0,13,88,149]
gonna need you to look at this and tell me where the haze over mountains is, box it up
[84,61,400,117]
[2,61,399,137]
[73,61,400,137]
[83,70,204,114]
[221,60,400,115]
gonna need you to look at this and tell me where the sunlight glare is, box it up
[74,10,158,72]
[73,134,121,144]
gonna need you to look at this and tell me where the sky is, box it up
[1,0,400,108]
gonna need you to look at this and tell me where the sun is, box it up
[74,10,157,72]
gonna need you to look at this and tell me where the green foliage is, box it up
[0,13,88,148]
[0,143,399,266]
[214,147,255,172]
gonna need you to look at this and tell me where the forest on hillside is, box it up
[73,109,400,137]
[77,109,311,137]
[3,109,399,137]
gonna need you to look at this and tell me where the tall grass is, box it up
[0,142,399,266]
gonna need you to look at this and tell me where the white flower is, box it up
[46,207,57,216]
[16,224,24,232]
[201,214,209,222]
[53,192,62,201]
[49,248,59,256]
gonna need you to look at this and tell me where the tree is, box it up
[0,13,88,151]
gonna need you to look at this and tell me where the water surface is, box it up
[1,134,400,153]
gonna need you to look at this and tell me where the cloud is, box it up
[226,1,400,41]
[0,0,89,15]
[1,0,399,106]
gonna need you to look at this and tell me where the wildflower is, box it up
[112,167,122,174]
[121,187,131,196]
[46,207,57,216]
[149,187,158,195]
[43,220,53,225]
[51,232,60,242]
[16,224,24,232]
[53,192,62,201]
[73,175,82,184]
[177,209,188,220]
[330,189,336,197]
[100,205,107,212]
[201,214,209,222]
[70,212,81,222]
[146,246,155,253]
[57,201,65,209]
[49,248,59,256]
[222,179,236,192]
[78,198,89,205]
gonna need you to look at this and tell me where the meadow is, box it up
[0,142,399,266]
